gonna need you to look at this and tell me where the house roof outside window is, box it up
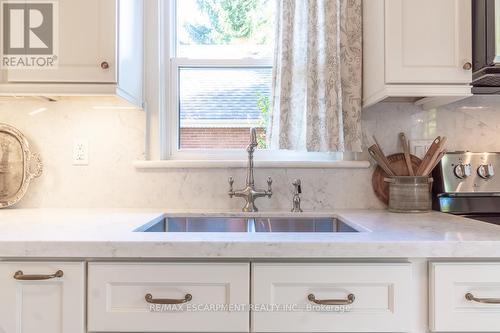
[179,67,271,128]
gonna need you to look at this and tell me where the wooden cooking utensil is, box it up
[372,153,422,205]
[424,150,447,176]
[416,136,442,176]
[399,132,414,176]
[370,136,397,176]
[368,144,396,176]
[421,137,447,176]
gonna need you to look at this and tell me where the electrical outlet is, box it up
[73,139,89,165]
[410,139,434,158]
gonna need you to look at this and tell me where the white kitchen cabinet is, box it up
[252,263,412,332]
[0,261,85,333]
[363,0,472,109]
[5,0,116,83]
[430,262,500,332]
[88,262,250,332]
[0,0,143,106]
[115,0,144,106]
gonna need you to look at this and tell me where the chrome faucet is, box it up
[228,128,272,212]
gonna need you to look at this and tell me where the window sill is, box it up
[133,159,371,169]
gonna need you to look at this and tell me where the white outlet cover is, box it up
[410,139,434,158]
[73,139,89,166]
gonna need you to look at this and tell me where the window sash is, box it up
[168,58,273,157]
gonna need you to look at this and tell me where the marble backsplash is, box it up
[1,95,500,210]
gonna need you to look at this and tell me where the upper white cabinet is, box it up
[0,261,85,333]
[385,0,471,84]
[5,0,116,83]
[363,0,472,109]
[0,0,143,106]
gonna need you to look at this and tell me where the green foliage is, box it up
[186,0,271,45]
[256,93,270,149]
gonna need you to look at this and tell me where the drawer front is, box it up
[88,262,250,332]
[430,262,500,332]
[0,261,85,333]
[252,263,412,332]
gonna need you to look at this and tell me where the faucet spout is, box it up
[228,127,272,212]
[248,127,257,150]
[246,128,257,187]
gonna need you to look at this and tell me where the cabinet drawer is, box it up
[88,262,250,332]
[430,262,500,332]
[0,261,85,333]
[252,263,412,332]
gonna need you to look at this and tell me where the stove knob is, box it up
[454,163,472,179]
[478,164,495,179]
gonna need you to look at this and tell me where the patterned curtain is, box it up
[268,0,362,152]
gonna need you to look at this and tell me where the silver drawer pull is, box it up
[145,293,192,304]
[308,293,355,305]
[465,293,500,304]
[14,270,63,280]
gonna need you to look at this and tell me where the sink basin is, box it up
[135,216,359,233]
[254,217,357,233]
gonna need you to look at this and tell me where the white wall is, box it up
[1,95,500,210]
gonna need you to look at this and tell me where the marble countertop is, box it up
[1,208,500,258]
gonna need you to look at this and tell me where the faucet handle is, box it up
[228,176,234,197]
[266,177,273,197]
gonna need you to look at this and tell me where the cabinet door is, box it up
[0,262,85,333]
[430,262,500,332]
[385,0,471,84]
[5,0,116,83]
[252,263,412,332]
[88,262,250,332]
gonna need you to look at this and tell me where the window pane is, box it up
[179,67,271,149]
[176,0,275,59]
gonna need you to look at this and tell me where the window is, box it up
[161,0,346,163]
[168,0,275,155]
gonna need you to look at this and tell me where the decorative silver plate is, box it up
[0,123,42,208]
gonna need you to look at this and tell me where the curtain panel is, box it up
[269,0,362,152]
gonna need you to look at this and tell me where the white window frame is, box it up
[160,0,345,163]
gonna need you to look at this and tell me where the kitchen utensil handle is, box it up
[400,133,414,176]
[368,146,396,176]
[14,270,63,280]
[308,293,355,305]
[465,293,500,304]
[416,137,441,175]
[145,293,192,304]
[421,137,447,176]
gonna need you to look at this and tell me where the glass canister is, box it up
[384,176,433,213]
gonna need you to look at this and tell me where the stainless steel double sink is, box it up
[135,216,359,233]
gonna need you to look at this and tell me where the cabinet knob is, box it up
[463,62,472,70]
[100,61,110,70]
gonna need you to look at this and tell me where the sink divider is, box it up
[247,218,256,233]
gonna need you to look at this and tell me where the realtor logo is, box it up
[1,1,58,68]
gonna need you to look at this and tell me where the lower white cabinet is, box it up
[87,262,250,332]
[430,262,500,332]
[0,261,85,333]
[251,263,412,332]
